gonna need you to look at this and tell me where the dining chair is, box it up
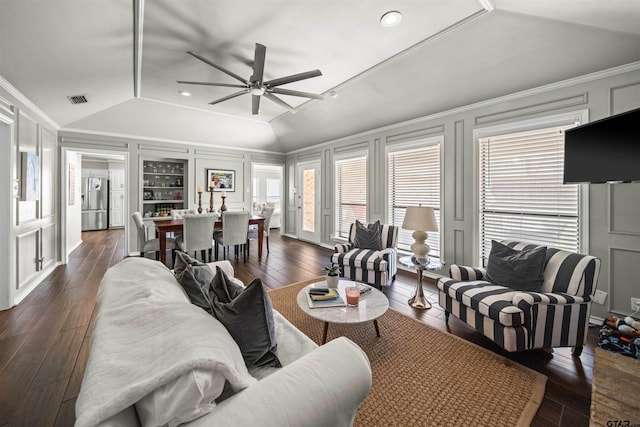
[131,211,177,260]
[213,211,250,262]
[179,213,216,262]
[247,205,275,256]
[170,209,196,240]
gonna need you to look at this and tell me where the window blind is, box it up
[479,125,580,265]
[335,155,367,239]
[387,143,441,258]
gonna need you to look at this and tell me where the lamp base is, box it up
[408,269,431,309]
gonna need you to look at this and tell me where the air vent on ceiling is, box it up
[67,94,88,104]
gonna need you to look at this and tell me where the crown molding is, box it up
[59,127,284,156]
[0,74,60,130]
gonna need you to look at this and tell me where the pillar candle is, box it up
[197,185,202,193]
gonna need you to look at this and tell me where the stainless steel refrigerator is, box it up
[81,177,109,231]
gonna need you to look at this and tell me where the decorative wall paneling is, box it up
[370,138,382,219]
[453,229,464,266]
[608,247,640,314]
[453,120,465,222]
[474,93,589,126]
[608,184,640,236]
[609,82,640,115]
[40,222,56,271]
[17,111,38,225]
[40,128,56,218]
[16,228,39,290]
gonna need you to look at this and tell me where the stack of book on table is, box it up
[306,287,346,308]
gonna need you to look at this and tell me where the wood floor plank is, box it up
[30,327,86,389]
[63,336,90,401]
[10,379,68,427]
[0,348,48,424]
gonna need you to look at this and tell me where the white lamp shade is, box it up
[402,206,438,232]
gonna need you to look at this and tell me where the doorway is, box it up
[297,160,321,244]
[251,163,283,229]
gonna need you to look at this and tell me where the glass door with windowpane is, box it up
[297,160,321,243]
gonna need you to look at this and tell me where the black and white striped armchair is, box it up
[331,223,399,289]
[437,240,600,356]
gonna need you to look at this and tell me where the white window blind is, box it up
[335,155,367,239]
[387,143,441,258]
[479,125,580,265]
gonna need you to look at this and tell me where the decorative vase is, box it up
[326,274,339,289]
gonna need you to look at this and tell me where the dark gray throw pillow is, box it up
[485,241,547,292]
[353,220,382,250]
[173,252,215,314]
[209,267,281,368]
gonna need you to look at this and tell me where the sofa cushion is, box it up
[332,248,387,271]
[486,240,546,292]
[174,252,216,314]
[353,220,382,250]
[210,267,281,368]
[438,279,525,326]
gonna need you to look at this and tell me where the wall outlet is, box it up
[631,297,640,312]
[592,290,607,305]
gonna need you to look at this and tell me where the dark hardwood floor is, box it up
[0,228,596,426]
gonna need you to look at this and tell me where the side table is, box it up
[399,256,444,309]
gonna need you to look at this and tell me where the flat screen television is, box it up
[563,107,640,183]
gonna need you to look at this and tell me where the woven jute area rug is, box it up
[269,278,547,427]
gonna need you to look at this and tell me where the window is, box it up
[266,178,280,202]
[478,124,581,266]
[387,139,441,258]
[335,155,367,239]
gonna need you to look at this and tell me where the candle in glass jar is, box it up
[197,185,203,193]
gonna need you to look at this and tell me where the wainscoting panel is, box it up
[608,247,640,315]
[41,127,56,218]
[608,184,640,236]
[453,229,464,266]
[609,82,640,115]
[453,120,464,221]
[40,222,56,270]
[16,228,39,290]
[386,124,444,144]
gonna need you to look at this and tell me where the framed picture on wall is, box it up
[206,169,235,192]
[20,151,40,201]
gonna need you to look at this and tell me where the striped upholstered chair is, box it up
[437,240,600,356]
[331,222,399,289]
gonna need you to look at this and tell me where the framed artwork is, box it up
[206,169,235,192]
[20,151,39,201]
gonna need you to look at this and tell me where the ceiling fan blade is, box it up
[269,87,324,100]
[263,92,296,113]
[252,95,261,115]
[177,80,247,89]
[187,51,248,85]
[264,69,322,87]
[251,43,266,83]
[208,89,250,106]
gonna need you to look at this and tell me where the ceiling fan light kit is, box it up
[178,43,324,115]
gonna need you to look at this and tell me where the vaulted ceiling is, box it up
[1,0,639,153]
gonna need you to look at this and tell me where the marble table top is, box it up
[296,280,389,324]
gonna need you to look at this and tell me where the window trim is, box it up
[472,110,589,265]
[385,135,444,260]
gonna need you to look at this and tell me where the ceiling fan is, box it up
[177,43,324,115]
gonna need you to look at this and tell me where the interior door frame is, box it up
[296,159,321,244]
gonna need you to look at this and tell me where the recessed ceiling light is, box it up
[380,11,402,27]
[178,90,191,96]
[329,91,338,99]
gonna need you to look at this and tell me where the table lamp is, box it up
[402,206,438,264]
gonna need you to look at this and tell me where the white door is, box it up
[297,160,321,243]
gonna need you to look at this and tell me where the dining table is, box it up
[154,214,266,266]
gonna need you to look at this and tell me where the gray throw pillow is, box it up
[173,252,215,314]
[353,220,382,250]
[210,267,281,368]
[485,241,547,292]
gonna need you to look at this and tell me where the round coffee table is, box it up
[297,280,389,344]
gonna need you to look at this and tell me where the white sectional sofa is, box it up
[75,257,372,427]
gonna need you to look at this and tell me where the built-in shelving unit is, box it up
[141,159,187,218]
